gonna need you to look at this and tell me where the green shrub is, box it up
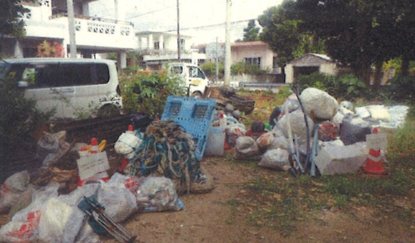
[231,62,268,75]
[384,76,415,102]
[293,72,367,100]
[120,73,185,117]
[0,77,51,159]
[200,62,224,80]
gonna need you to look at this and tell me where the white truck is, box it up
[167,62,209,98]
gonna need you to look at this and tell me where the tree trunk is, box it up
[401,55,410,77]
[373,61,383,88]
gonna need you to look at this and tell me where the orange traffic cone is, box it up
[360,128,389,177]
[90,138,99,154]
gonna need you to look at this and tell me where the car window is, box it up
[7,63,110,88]
[189,66,206,79]
[171,66,183,75]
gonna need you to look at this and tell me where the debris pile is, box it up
[228,87,408,177]
[0,114,215,242]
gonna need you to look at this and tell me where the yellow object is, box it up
[87,140,107,152]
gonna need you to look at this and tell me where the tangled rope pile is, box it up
[124,120,204,194]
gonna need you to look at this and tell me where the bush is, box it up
[383,76,415,102]
[0,77,50,160]
[200,62,224,80]
[293,72,367,100]
[120,72,185,118]
[231,62,268,75]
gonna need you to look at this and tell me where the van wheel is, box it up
[97,104,121,117]
[191,91,203,98]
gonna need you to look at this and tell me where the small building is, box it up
[136,31,206,70]
[284,53,351,83]
[231,41,280,74]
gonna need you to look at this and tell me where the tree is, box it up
[295,0,415,85]
[258,0,324,73]
[242,20,260,42]
[0,0,29,38]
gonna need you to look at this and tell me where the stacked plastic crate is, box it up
[161,96,216,161]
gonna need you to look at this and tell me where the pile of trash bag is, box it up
[231,87,408,176]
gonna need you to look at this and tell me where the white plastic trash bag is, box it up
[114,131,142,159]
[109,172,140,194]
[233,136,261,160]
[97,180,138,223]
[136,176,184,212]
[258,148,291,171]
[0,182,59,243]
[0,171,31,213]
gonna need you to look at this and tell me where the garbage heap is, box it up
[0,119,215,242]
[224,87,408,176]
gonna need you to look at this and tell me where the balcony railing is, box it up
[50,13,134,27]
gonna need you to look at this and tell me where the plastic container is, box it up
[204,127,225,156]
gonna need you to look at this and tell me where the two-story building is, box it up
[1,0,136,69]
[136,30,206,70]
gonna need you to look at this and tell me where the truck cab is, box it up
[167,62,209,98]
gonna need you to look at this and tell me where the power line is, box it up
[126,6,176,19]
[163,19,255,32]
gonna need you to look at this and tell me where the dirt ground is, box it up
[0,147,414,243]
[100,150,414,243]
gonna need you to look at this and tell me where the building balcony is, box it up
[21,3,136,51]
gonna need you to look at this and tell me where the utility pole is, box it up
[224,0,232,86]
[216,37,219,82]
[176,0,181,62]
[67,0,77,58]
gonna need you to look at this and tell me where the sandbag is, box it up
[258,148,291,171]
[278,109,314,146]
[233,136,261,160]
[300,87,338,120]
[256,132,275,150]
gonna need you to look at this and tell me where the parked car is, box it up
[166,62,209,98]
[0,58,122,119]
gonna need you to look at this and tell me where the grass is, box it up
[228,89,415,235]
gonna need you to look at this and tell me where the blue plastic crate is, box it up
[161,96,216,161]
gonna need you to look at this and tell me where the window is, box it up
[273,56,278,68]
[189,66,206,79]
[7,63,110,88]
[171,66,183,75]
[244,57,261,68]
[154,42,160,50]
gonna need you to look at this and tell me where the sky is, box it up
[89,0,283,45]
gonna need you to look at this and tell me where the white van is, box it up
[167,62,209,98]
[0,58,122,119]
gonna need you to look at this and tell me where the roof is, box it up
[288,53,334,66]
[231,41,268,47]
